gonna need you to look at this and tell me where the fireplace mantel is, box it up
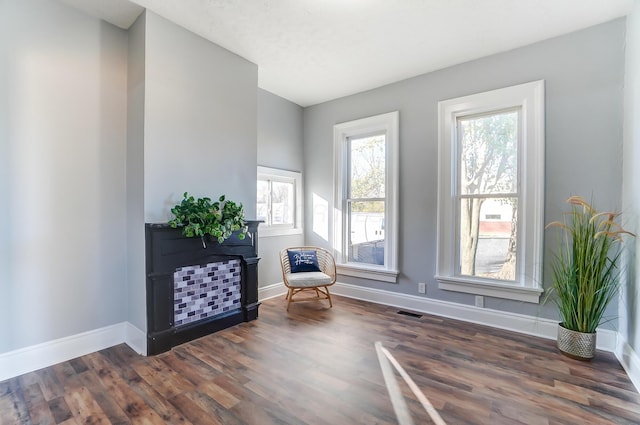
[145,221,260,355]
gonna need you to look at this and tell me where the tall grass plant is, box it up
[546,196,634,333]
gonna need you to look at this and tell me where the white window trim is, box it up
[435,81,545,303]
[333,111,400,283]
[257,166,303,237]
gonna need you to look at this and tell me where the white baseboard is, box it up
[125,322,147,356]
[259,282,287,301]
[255,281,618,353]
[617,339,640,393]
[0,323,127,382]
[331,282,618,353]
[0,321,148,382]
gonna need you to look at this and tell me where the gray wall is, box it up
[257,89,304,287]
[0,0,128,352]
[622,2,640,354]
[0,0,11,344]
[127,12,147,332]
[303,19,626,322]
[143,12,258,223]
[124,11,260,339]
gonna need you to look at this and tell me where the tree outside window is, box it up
[347,134,386,265]
[458,110,519,281]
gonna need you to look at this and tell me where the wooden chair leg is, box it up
[287,290,293,311]
[286,286,334,310]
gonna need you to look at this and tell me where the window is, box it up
[457,110,519,281]
[256,166,302,237]
[334,111,399,283]
[436,81,545,303]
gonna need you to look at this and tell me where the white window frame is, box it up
[333,111,399,283]
[436,81,545,303]
[257,166,302,237]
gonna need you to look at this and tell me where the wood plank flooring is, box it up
[1,295,639,424]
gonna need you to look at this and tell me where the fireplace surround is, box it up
[145,221,260,355]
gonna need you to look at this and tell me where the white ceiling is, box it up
[60,0,634,107]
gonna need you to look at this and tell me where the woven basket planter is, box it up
[557,323,596,360]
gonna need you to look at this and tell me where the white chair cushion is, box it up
[285,271,333,288]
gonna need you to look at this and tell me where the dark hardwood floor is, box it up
[1,295,639,424]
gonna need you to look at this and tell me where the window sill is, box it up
[337,264,399,283]
[435,275,543,303]
[257,227,303,238]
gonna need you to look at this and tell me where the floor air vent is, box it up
[397,310,422,318]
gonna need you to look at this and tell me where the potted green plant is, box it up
[546,196,634,360]
[168,192,248,248]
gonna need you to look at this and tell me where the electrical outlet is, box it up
[475,295,484,308]
[418,282,426,294]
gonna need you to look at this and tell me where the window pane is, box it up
[348,200,385,265]
[256,180,269,223]
[459,111,518,195]
[458,197,517,281]
[271,181,294,225]
[349,135,385,199]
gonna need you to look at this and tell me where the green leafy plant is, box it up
[546,196,634,333]
[168,192,248,248]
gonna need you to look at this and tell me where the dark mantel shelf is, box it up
[145,221,261,355]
